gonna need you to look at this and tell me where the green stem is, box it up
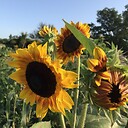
[78,103,88,128]
[12,95,17,128]
[109,111,114,127]
[52,42,56,60]
[20,101,27,128]
[72,56,81,128]
[6,97,11,128]
[28,106,32,122]
[59,113,66,128]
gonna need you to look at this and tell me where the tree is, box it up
[18,32,27,47]
[90,6,128,54]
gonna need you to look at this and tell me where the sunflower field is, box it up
[0,20,128,128]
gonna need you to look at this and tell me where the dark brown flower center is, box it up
[108,83,121,103]
[62,34,81,53]
[26,61,57,98]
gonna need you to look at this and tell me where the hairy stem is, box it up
[78,103,88,128]
[72,56,81,128]
[59,113,66,128]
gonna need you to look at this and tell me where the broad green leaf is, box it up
[85,114,111,128]
[30,121,51,128]
[63,20,95,55]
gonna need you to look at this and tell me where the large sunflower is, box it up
[8,42,78,119]
[55,21,90,64]
[92,70,128,110]
[87,47,110,86]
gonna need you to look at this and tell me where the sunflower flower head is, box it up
[87,47,107,72]
[93,47,107,62]
[39,25,58,40]
[8,42,78,119]
[92,70,128,110]
[87,47,110,86]
[55,21,90,64]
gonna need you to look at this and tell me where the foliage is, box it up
[90,5,128,54]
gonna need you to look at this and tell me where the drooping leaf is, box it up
[63,20,95,55]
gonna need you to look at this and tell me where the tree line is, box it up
[0,5,128,54]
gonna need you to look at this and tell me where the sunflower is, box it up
[39,25,58,37]
[55,21,90,64]
[8,42,78,119]
[87,47,110,86]
[92,70,128,110]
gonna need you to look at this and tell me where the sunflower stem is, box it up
[59,113,66,128]
[12,94,17,128]
[20,101,27,128]
[109,111,114,127]
[52,42,56,60]
[72,56,81,128]
[78,103,88,128]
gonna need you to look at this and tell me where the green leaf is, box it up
[63,20,95,55]
[65,111,74,126]
[108,47,121,67]
[112,117,128,128]
[30,121,51,128]
[85,114,111,128]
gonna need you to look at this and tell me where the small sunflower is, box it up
[8,42,78,119]
[39,25,58,37]
[55,21,90,64]
[92,70,128,110]
[87,47,110,86]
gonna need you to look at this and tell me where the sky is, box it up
[0,0,128,38]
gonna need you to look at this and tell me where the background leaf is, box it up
[85,114,111,128]
[30,121,51,128]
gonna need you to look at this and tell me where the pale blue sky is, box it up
[0,0,128,38]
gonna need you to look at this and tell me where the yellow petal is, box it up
[95,71,111,86]
[7,60,29,68]
[9,69,27,85]
[38,43,48,57]
[49,96,59,112]
[19,87,36,105]
[56,89,74,115]
[109,107,117,111]
[61,89,74,110]
[19,87,30,99]
[36,99,48,119]
[95,76,101,86]
[98,71,111,81]
[61,70,78,88]
[93,47,106,61]
[28,42,40,61]
[9,49,33,61]
[87,59,99,72]
[26,92,36,106]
